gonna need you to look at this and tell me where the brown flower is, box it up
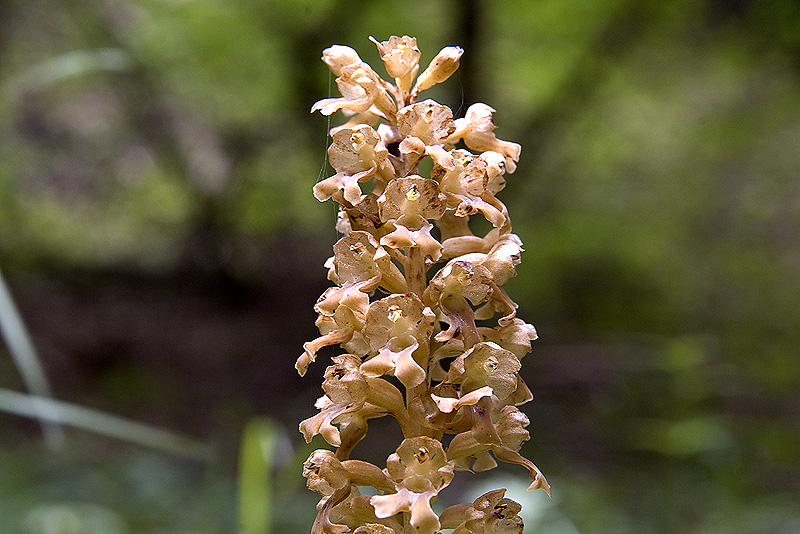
[396,100,456,146]
[361,294,435,389]
[370,35,421,93]
[371,437,455,534]
[312,63,397,121]
[440,489,524,534]
[314,125,395,205]
[446,341,521,402]
[447,103,521,173]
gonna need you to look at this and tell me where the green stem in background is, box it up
[238,418,277,534]
[0,388,211,461]
[0,264,64,449]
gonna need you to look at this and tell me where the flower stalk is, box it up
[299,35,548,534]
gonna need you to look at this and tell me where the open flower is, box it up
[361,294,435,388]
[298,303,361,376]
[330,231,408,297]
[299,230,409,375]
[432,149,509,229]
[377,176,446,262]
[423,259,495,346]
[440,489,524,534]
[396,100,456,146]
[312,63,397,121]
[371,35,421,94]
[446,405,550,494]
[370,437,454,534]
[304,449,396,534]
[446,341,521,402]
[301,355,413,457]
[447,103,521,173]
[315,125,396,205]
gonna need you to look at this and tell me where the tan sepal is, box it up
[438,502,474,530]
[342,459,395,492]
[492,446,551,495]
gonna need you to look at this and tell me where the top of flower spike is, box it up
[313,36,464,114]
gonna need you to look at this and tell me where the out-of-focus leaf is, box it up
[238,418,277,534]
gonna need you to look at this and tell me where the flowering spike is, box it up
[301,37,548,534]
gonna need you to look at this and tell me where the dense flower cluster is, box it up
[299,36,548,534]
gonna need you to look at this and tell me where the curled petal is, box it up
[300,397,344,446]
[371,487,413,519]
[380,220,443,262]
[297,325,354,376]
[425,144,456,170]
[361,338,425,388]
[493,446,551,495]
[314,169,375,205]
[431,385,493,414]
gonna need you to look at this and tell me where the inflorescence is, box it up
[298,35,549,534]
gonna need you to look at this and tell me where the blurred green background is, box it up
[1,0,799,532]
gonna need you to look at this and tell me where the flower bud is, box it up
[323,45,363,76]
[415,46,463,92]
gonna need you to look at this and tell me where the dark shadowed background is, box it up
[1,0,799,532]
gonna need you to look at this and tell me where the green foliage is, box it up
[238,418,276,534]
